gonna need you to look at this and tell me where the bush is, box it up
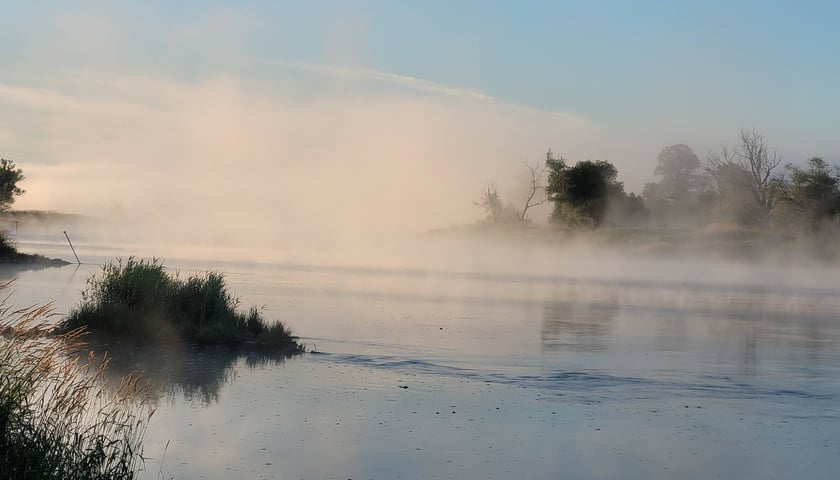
[57,258,302,352]
[0,291,152,479]
[0,232,17,257]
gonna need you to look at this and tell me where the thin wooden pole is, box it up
[63,230,81,264]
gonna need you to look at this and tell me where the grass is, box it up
[0,286,153,480]
[0,232,69,267]
[57,257,303,352]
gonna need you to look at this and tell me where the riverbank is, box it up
[428,222,838,265]
[0,234,69,267]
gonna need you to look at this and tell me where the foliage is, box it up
[653,144,702,201]
[643,144,709,225]
[778,157,840,231]
[545,153,627,228]
[0,232,17,257]
[0,158,25,211]
[57,257,302,351]
[0,232,69,266]
[544,149,568,206]
[0,291,152,479]
[476,184,519,225]
[706,162,760,225]
[606,191,649,226]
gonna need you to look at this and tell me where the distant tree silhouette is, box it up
[778,157,840,231]
[653,144,702,201]
[643,144,712,225]
[0,159,25,210]
[707,129,782,226]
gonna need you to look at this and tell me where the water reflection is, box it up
[540,285,839,379]
[85,339,294,405]
[0,263,69,282]
[541,301,616,353]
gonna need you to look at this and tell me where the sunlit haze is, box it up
[2,1,838,263]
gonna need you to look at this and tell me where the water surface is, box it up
[6,240,840,479]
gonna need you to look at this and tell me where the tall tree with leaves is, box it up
[0,159,25,210]
[652,144,702,202]
[545,150,626,228]
[643,144,709,225]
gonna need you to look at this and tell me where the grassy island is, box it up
[56,258,302,352]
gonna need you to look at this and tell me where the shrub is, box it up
[58,257,302,352]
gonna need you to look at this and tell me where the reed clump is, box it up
[0,290,153,479]
[57,257,302,352]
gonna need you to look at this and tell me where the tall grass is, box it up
[58,257,302,352]
[0,232,17,257]
[0,288,153,479]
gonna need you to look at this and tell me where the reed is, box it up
[0,286,153,479]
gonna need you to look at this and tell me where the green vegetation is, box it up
[0,232,16,258]
[0,158,25,211]
[474,127,840,261]
[545,153,648,228]
[0,233,69,267]
[1,295,152,480]
[57,258,302,352]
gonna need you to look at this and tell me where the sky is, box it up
[1,0,838,248]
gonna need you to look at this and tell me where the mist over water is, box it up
[3,67,597,259]
[3,241,839,480]
[3,4,840,479]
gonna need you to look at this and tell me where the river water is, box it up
[5,235,840,479]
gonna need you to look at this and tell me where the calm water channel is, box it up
[5,236,840,479]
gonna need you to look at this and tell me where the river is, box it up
[5,235,839,479]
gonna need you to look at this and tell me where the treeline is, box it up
[479,129,840,236]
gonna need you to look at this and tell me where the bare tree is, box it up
[737,129,782,223]
[517,161,548,222]
[707,129,782,226]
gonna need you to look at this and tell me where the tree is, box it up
[607,191,650,226]
[477,183,504,224]
[777,157,840,231]
[516,161,548,222]
[544,149,567,207]
[707,157,762,225]
[476,160,548,225]
[545,151,625,228]
[0,159,25,210]
[653,144,702,202]
[643,144,708,225]
[476,183,519,225]
[706,129,782,226]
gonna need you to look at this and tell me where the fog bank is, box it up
[4,69,596,256]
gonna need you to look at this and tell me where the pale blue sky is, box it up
[4,1,838,122]
[1,0,838,217]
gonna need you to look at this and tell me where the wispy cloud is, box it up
[265,60,495,102]
[261,60,595,130]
